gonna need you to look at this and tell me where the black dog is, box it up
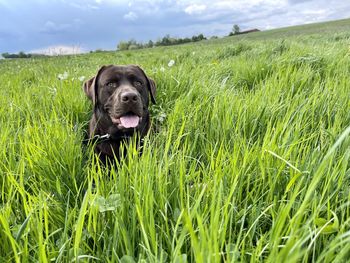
[83,65,156,163]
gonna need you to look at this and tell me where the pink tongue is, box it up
[120,115,140,128]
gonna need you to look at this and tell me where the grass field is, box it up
[1,18,350,262]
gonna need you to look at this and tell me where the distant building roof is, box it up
[238,29,260,34]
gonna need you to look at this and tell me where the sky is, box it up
[0,0,350,54]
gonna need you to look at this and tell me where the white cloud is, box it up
[40,19,83,34]
[184,4,206,15]
[69,2,99,10]
[177,0,285,12]
[87,4,99,9]
[123,11,138,21]
[30,45,85,56]
[301,9,327,16]
[1,0,350,53]
[41,21,70,33]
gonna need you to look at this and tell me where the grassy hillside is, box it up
[226,17,350,41]
[1,19,350,262]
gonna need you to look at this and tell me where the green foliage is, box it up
[1,18,350,262]
[232,24,240,35]
[2,51,33,59]
[117,34,207,51]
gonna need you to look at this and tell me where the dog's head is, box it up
[83,65,156,133]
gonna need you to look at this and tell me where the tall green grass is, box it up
[1,19,350,262]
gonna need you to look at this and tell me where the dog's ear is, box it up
[133,65,156,104]
[147,77,156,104]
[82,65,107,105]
[83,76,95,101]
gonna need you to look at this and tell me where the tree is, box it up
[18,51,28,58]
[233,24,240,35]
[117,41,130,50]
[197,34,205,40]
[161,35,171,46]
[146,40,154,48]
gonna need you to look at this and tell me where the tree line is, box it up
[117,33,207,51]
[1,52,33,59]
[1,52,47,59]
[116,25,249,51]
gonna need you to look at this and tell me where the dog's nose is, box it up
[121,92,138,103]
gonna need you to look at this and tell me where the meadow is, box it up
[1,18,350,262]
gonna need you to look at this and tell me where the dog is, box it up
[83,65,156,163]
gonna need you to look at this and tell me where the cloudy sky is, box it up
[0,0,349,54]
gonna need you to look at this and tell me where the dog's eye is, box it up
[107,82,117,88]
[134,81,142,87]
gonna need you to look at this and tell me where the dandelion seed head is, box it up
[168,60,175,67]
[58,71,68,80]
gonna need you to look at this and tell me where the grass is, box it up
[1,18,350,262]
